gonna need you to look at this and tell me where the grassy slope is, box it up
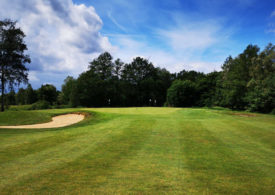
[0,108,89,126]
[0,108,274,194]
[0,110,52,125]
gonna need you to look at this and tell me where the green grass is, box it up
[0,110,52,125]
[7,104,33,111]
[0,107,274,194]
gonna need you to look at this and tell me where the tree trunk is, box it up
[1,70,4,112]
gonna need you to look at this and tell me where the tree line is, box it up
[3,43,275,113]
[1,19,274,113]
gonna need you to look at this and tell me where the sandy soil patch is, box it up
[0,114,85,129]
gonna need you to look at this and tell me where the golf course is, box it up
[0,107,274,194]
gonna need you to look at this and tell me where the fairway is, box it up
[0,108,274,194]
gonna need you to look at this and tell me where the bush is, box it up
[30,100,51,110]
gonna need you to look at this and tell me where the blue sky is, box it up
[77,0,275,69]
[0,0,274,89]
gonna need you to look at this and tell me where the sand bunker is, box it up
[0,114,85,129]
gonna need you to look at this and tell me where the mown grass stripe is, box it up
[0,116,130,189]
[1,117,155,194]
[179,119,274,194]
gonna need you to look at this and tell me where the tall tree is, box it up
[89,52,113,80]
[77,70,106,107]
[113,58,123,79]
[25,84,37,104]
[5,89,16,106]
[220,45,260,109]
[246,43,275,112]
[0,19,30,111]
[121,57,156,106]
[61,76,76,105]
[38,84,58,105]
[16,88,26,105]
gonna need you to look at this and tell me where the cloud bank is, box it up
[0,0,113,87]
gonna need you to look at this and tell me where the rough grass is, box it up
[0,107,274,194]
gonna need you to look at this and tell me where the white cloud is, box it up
[108,17,227,73]
[271,10,275,17]
[157,18,224,51]
[0,0,114,83]
[28,71,39,82]
[110,35,223,74]
[158,26,219,51]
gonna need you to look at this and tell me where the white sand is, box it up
[0,114,85,129]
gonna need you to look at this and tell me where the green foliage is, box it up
[218,43,275,113]
[113,58,123,78]
[60,76,77,106]
[246,43,275,113]
[4,43,274,114]
[75,53,172,107]
[121,57,160,106]
[77,70,106,107]
[58,44,274,113]
[122,57,156,84]
[196,71,220,107]
[25,84,37,104]
[13,84,37,105]
[167,80,197,107]
[16,88,26,105]
[0,19,30,111]
[37,84,58,105]
[5,90,16,105]
[89,52,113,80]
[176,70,204,82]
